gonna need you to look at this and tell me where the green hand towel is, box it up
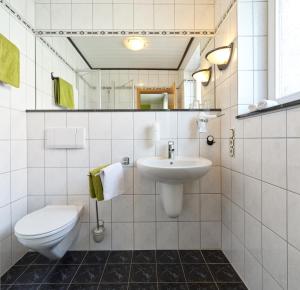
[89,165,108,201]
[141,104,151,110]
[54,77,75,109]
[0,34,20,88]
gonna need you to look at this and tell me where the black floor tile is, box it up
[129,283,157,290]
[130,264,157,283]
[32,255,57,265]
[179,251,205,264]
[43,265,78,284]
[68,284,99,290]
[108,251,132,264]
[156,251,180,264]
[72,264,105,284]
[83,251,110,265]
[15,265,52,284]
[201,251,229,264]
[157,264,185,283]
[158,283,188,290]
[208,264,241,283]
[101,264,130,283]
[217,283,247,290]
[15,252,39,266]
[132,251,156,264]
[99,284,128,290]
[58,251,87,265]
[1,266,27,284]
[182,264,213,283]
[187,284,218,290]
[39,285,69,290]
[2,250,247,290]
[8,285,40,290]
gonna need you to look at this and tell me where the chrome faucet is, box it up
[168,141,175,160]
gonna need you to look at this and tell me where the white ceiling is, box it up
[70,36,193,69]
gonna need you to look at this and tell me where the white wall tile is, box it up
[154,4,174,30]
[71,4,92,29]
[179,222,200,249]
[288,245,300,290]
[262,226,287,289]
[156,222,178,249]
[262,183,286,239]
[245,213,261,263]
[134,195,155,222]
[45,168,67,195]
[112,223,133,250]
[262,139,286,188]
[89,113,111,140]
[287,139,300,194]
[112,195,133,222]
[134,222,156,250]
[244,176,261,221]
[262,111,286,138]
[201,222,221,249]
[288,191,300,251]
[112,113,133,140]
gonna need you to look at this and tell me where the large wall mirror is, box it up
[35,35,216,110]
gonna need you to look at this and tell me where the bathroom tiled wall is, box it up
[26,111,222,251]
[218,1,300,290]
[35,0,215,32]
[0,0,36,276]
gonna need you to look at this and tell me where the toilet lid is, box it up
[15,205,82,237]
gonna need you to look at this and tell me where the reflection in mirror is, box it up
[35,36,216,110]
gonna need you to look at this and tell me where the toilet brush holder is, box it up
[93,220,105,243]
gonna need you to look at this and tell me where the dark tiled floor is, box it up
[1,250,247,290]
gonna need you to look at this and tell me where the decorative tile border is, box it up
[35,30,215,37]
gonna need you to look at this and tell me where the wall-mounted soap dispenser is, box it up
[196,113,217,133]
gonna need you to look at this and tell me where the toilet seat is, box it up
[15,205,82,240]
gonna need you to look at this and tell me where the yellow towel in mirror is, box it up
[0,34,20,88]
[54,77,75,109]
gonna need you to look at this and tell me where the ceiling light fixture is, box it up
[192,67,212,86]
[205,43,234,70]
[123,37,146,51]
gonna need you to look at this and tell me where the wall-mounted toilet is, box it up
[15,205,83,260]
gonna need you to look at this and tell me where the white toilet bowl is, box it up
[15,205,83,260]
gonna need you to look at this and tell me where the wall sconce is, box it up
[192,67,212,86]
[205,43,234,71]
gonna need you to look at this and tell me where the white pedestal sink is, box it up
[136,157,212,218]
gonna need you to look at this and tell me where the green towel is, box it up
[141,104,151,110]
[0,34,20,88]
[54,77,75,109]
[89,165,108,201]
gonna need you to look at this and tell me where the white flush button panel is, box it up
[45,128,86,149]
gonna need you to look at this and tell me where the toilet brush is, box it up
[93,200,105,243]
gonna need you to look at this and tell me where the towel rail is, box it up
[88,157,131,177]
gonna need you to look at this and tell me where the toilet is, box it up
[15,205,83,260]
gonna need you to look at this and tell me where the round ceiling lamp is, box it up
[123,37,147,51]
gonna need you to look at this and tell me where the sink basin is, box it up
[137,156,212,218]
[137,156,212,184]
